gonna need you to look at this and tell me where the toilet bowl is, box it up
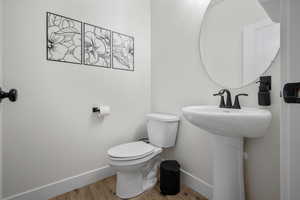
[107,113,179,199]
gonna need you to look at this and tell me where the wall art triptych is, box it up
[46,12,134,71]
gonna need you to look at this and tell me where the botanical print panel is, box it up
[47,12,82,64]
[83,23,111,68]
[112,32,134,71]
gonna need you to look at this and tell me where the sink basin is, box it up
[182,105,272,200]
[182,105,272,138]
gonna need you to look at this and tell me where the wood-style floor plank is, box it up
[50,176,207,200]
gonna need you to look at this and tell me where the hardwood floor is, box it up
[49,176,208,200]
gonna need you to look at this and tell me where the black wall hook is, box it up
[0,88,18,103]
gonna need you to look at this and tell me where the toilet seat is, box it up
[108,141,155,161]
[108,145,162,167]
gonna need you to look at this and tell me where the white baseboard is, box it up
[180,169,213,200]
[3,165,115,200]
[2,164,213,200]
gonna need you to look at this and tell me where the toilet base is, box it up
[116,171,144,198]
[115,156,161,199]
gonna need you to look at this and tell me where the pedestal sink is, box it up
[182,105,272,200]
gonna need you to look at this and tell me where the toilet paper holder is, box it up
[92,107,101,113]
[92,105,111,119]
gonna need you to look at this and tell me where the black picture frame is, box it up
[112,31,135,72]
[83,23,112,68]
[46,12,83,65]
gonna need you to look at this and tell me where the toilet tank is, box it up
[146,113,179,148]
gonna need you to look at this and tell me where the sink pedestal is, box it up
[213,135,245,200]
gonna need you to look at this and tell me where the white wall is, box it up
[2,0,151,197]
[151,0,280,200]
[0,0,3,198]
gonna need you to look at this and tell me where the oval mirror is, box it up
[200,0,280,89]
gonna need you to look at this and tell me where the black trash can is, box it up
[160,160,180,195]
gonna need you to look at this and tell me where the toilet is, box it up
[107,113,179,199]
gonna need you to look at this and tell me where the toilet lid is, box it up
[108,141,155,160]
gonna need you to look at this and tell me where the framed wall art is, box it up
[83,23,112,68]
[47,12,82,64]
[112,32,134,71]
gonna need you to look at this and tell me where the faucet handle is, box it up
[213,91,226,108]
[213,89,225,96]
[233,93,248,109]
